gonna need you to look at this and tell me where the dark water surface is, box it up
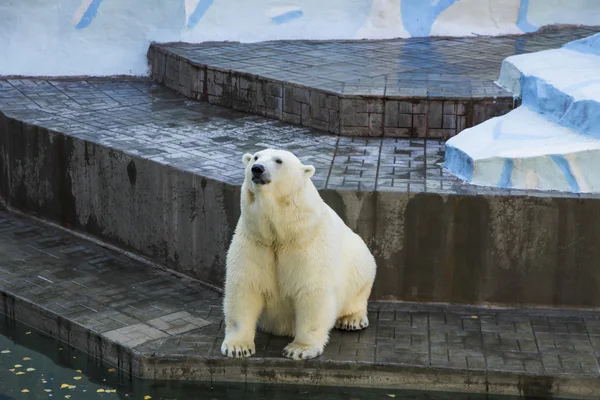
[0,317,560,400]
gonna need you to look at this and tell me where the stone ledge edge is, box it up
[148,44,516,138]
[1,288,599,399]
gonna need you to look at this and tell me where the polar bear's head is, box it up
[242,149,315,194]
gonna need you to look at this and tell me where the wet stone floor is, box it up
[0,77,592,198]
[2,208,600,383]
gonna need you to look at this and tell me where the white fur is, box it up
[221,149,377,360]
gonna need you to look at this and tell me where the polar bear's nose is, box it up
[251,164,265,175]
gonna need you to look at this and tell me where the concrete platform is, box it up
[2,78,600,309]
[2,208,600,398]
[149,27,599,137]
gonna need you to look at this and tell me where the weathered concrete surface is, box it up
[2,110,600,308]
[0,114,238,289]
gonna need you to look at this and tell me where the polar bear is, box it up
[221,148,377,360]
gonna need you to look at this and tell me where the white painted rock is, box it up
[445,107,600,193]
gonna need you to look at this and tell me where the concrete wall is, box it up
[3,111,600,309]
[1,0,599,76]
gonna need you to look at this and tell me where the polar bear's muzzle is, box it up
[251,164,271,185]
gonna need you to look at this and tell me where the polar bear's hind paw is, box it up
[335,313,369,331]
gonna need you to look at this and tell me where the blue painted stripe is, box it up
[444,145,473,182]
[271,10,303,25]
[187,0,214,29]
[550,155,580,192]
[516,0,537,33]
[497,159,514,188]
[401,0,458,37]
[75,0,104,30]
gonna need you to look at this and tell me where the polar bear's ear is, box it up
[302,164,315,178]
[242,153,253,166]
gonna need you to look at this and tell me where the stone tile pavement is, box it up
[151,27,600,136]
[1,77,595,199]
[2,207,600,394]
[157,27,599,98]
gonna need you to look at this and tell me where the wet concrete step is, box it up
[148,28,599,137]
[1,208,600,398]
[2,78,600,308]
[445,106,600,193]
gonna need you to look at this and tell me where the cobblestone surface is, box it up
[2,208,600,380]
[152,27,600,136]
[1,77,595,198]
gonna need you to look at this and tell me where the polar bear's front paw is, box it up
[335,314,369,331]
[221,339,255,358]
[282,342,323,360]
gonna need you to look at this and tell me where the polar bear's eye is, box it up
[254,156,258,161]
[275,159,283,164]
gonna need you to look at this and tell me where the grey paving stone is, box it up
[104,323,169,347]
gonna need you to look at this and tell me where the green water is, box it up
[0,317,546,399]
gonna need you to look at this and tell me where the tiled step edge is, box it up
[2,285,600,399]
[148,44,516,138]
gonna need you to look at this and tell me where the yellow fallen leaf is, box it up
[106,389,117,393]
[21,389,30,393]
[44,389,52,392]
[97,389,105,393]
[9,369,14,372]
[59,347,63,350]
[26,368,35,372]
[471,315,478,319]
[61,384,69,389]
[65,396,71,399]
[14,364,23,368]
[42,380,47,383]
[144,396,152,400]
[107,367,116,372]
[1,350,10,353]
[73,376,82,380]
[68,385,76,389]
[387,395,396,398]
[26,332,31,335]
[16,372,25,375]
[76,369,82,373]
[23,357,31,361]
